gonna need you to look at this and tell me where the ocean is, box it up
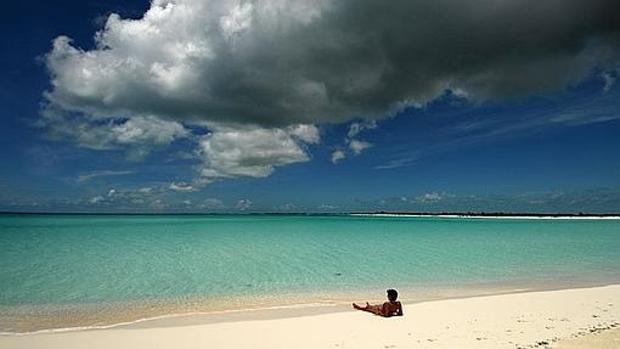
[1,214,619,332]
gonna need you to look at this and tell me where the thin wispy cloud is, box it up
[374,85,620,170]
[374,156,419,170]
[76,170,134,183]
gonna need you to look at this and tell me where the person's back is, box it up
[381,299,402,317]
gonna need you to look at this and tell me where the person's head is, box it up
[387,288,398,302]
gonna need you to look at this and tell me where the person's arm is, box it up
[397,302,403,316]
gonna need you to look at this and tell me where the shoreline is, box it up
[1,285,618,349]
[350,213,620,220]
[0,301,344,336]
[3,278,619,336]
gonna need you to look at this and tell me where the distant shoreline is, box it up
[350,212,620,219]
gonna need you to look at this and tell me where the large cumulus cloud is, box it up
[41,0,620,183]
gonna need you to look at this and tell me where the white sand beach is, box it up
[556,328,620,349]
[1,285,618,349]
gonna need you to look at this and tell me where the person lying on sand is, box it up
[353,289,403,317]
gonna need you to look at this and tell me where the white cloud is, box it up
[169,182,196,192]
[330,120,377,162]
[174,150,200,160]
[414,192,456,203]
[416,192,443,203]
[347,120,377,138]
[219,2,254,40]
[89,196,104,204]
[602,71,616,93]
[331,149,346,164]
[137,187,153,193]
[287,124,320,144]
[235,199,252,211]
[331,120,376,163]
[197,124,318,183]
[348,139,373,155]
[346,121,375,156]
[41,112,188,160]
[318,203,338,210]
[201,198,225,209]
[111,116,188,146]
[278,203,297,211]
[84,186,165,208]
[150,199,166,210]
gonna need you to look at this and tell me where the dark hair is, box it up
[387,288,398,300]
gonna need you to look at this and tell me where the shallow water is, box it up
[1,214,619,332]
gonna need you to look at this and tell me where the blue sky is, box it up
[1,0,619,213]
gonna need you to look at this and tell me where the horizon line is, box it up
[1,211,619,216]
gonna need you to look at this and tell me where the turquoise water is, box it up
[1,214,619,331]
